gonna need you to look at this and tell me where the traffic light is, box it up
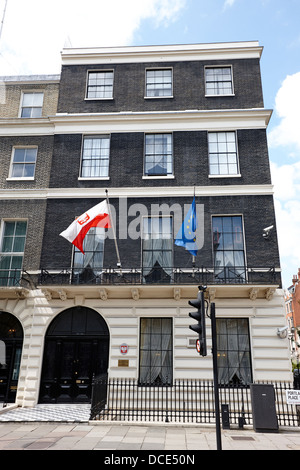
[189,288,207,356]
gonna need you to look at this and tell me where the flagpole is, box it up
[105,189,122,269]
[192,185,196,267]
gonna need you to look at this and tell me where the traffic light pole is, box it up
[210,302,222,451]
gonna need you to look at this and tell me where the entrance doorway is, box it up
[0,312,23,404]
[39,306,109,404]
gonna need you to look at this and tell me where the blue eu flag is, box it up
[175,198,197,256]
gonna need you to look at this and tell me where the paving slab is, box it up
[0,404,300,451]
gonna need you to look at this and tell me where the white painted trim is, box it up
[0,184,274,200]
[6,177,35,181]
[209,174,242,178]
[0,118,54,136]
[52,109,272,134]
[61,41,263,65]
[142,175,175,180]
[0,108,272,136]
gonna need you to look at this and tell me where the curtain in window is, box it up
[144,134,172,176]
[0,221,27,286]
[212,216,246,282]
[139,318,172,385]
[142,217,173,281]
[73,227,105,282]
[217,318,252,385]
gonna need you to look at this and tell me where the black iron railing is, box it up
[0,269,23,287]
[91,373,108,418]
[90,377,300,427]
[38,265,280,286]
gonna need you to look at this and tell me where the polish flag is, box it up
[60,200,111,254]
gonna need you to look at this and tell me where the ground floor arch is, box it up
[39,306,109,404]
[0,311,24,404]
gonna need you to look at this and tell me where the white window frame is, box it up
[204,66,234,97]
[211,214,247,282]
[78,135,111,180]
[143,133,174,179]
[72,226,105,276]
[19,91,44,118]
[0,219,28,286]
[7,146,38,180]
[138,317,173,386]
[208,131,241,178]
[145,68,173,99]
[141,215,174,278]
[85,70,114,100]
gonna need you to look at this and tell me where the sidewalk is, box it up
[0,420,300,451]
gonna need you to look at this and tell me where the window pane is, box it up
[205,67,233,95]
[22,93,34,106]
[146,69,172,97]
[81,136,110,177]
[21,108,31,118]
[208,131,238,175]
[2,237,13,252]
[145,134,173,176]
[15,222,27,236]
[73,226,105,277]
[13,236,26,253]
[11,165,24,177]
[31,107,42,118]
[0,221,27,286]
[24,148,37,162]
[23,164,35,177]
[139,318,172,385]
[212,216,245,282]
[21,93,43,118]
[142,216,173,280]
[32,93,44,106]
[87,72,113,98]
[13,149,25,162]
[216,318,252,385]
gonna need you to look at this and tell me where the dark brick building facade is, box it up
[0,43,291,409]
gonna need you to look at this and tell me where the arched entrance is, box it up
[0,312,23,404]
[39,306,109,404]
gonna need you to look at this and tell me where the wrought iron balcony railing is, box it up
[35,265,280,287]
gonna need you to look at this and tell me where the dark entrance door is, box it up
[39,306,109,404]
[0,312,23,404]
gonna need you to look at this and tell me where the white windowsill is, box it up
[209,174,241,178]
[144,96,173,99]
[142,175,175,179]
[6,177,35,181]
[78,177,110,180]
[84,97,114,101]
[205,94,235,98]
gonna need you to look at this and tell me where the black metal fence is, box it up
[38,265,280,287]
[90,376,300,427]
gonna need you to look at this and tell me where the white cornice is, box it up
[0,184,274,200]
[61,41,263,65]
[0,118,55,136]
[0,108,272,136]
[53,108,272,133]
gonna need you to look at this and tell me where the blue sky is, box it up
[0,0,300,288]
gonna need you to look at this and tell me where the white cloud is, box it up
[271,160,300,201]
[268,72,300,150]
[0,0,186,75]
[268,71,300,287]
[223,0,236,9]
[273,197,300,287]
[270,158,300,288]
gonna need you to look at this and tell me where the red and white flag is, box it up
[60,200,111,254]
